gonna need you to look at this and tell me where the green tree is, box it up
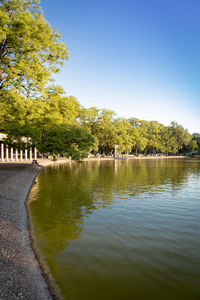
[0,0,69,96]
[114,118,134,154]
[3,90,94,160]
[0,0,96,160]
[192,133,200,148]
[79,108,117,155]
[146,121,162,153]
[169,121,191,153]
[96,109,117,155]
[190,140,199,151]
[129,118,149,154]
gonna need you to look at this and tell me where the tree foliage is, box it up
[0,0,197,160]
[79,111,193,156]
[0,0,69,96]
[0,0,95,160]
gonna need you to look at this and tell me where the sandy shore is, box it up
[0,164,55,300]
[0,155,186,166]
[0,155,186,299]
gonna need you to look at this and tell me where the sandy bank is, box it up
[83,155,185,161]
[0,155,186,167]
[0,164,54,300]
[40,155,185,164]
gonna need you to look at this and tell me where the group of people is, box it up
[32,159,39,167]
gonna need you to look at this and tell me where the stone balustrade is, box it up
[0,142,37,162]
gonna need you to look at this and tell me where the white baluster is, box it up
[11,147,14,161]
[1,143,4,161]
[6,146,9,161]
[30,149,32,160]
[20,150,23,161]
[25,149,28,160]
[34,147,37,160]
[15,149,18,161]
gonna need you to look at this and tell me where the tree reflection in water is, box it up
[29,158,200,293]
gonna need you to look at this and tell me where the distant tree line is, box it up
[79,111,198,156]
[0,0,199,160]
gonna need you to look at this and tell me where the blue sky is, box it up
[41,0,200,133]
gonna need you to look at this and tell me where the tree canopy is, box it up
[0,0,95,160]
[0,0,69,97]
[0,0,198,160]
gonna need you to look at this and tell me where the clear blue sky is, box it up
[41,0,200,133]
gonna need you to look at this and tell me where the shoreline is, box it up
[0,155,187,299]
[0,154,186,167]
[26,179,63,300]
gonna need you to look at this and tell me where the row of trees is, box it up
[0,0,199,160]
[79,108,198,155]
[1,87,198,158]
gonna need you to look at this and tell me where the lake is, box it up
[29,158,200,300]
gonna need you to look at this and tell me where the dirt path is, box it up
[0,164,53,300]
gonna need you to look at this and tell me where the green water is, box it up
[29,159,200,300]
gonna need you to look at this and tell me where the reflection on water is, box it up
[29,159,200,300]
